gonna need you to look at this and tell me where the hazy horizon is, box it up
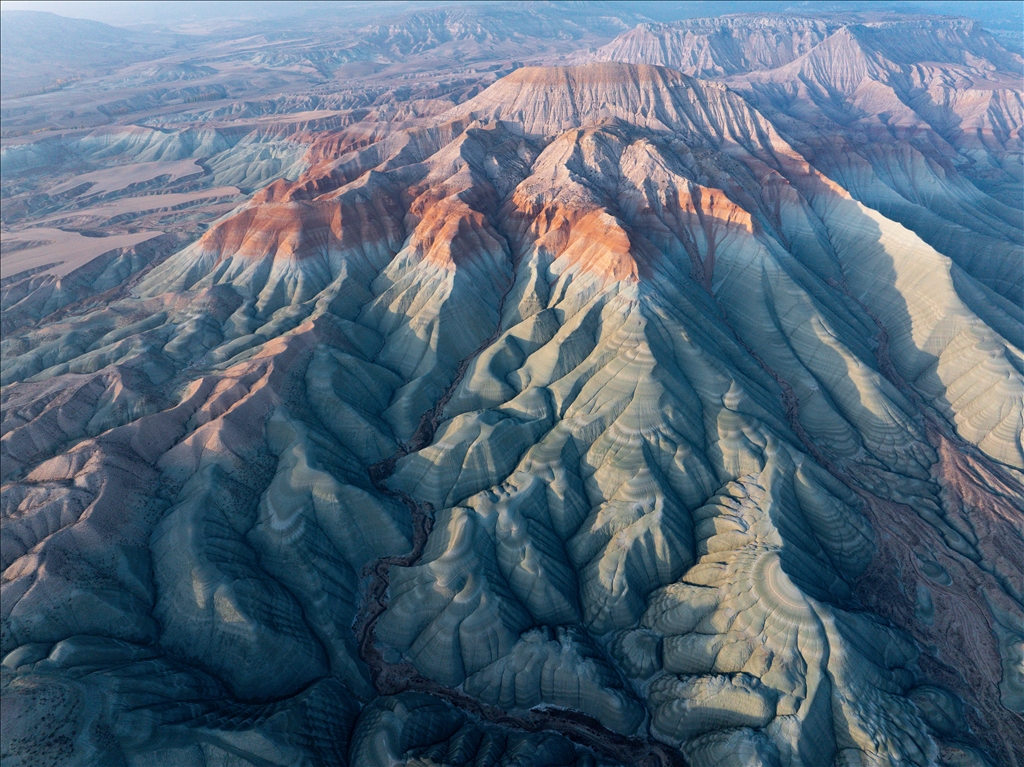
[2,0,1021,29]
[2,4,1022,767]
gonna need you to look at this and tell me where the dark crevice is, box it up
[705,245,1024,766]
[353,239,688,766]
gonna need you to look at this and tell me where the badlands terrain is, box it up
[1,2,1022,766]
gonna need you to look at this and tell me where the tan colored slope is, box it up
[726,26,1024,306]
[583,16,1023,304]
[449,62,782,145]
[583,15,837,77]
[732,22,1024,165]
[2,57,1022,767]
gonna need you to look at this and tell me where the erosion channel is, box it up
[354,297,688,767]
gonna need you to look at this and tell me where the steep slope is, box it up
[2,59,1022,767]
[732,19,1024,307]
[581,15,839,77]
[592,16,1024,305]
[449,62,774,140]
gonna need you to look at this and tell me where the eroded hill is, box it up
[2,10,1022,767]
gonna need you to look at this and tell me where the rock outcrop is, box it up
[581,16,839,77]
[2,15,1022,767]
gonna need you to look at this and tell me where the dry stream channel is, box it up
[353,278,688,767]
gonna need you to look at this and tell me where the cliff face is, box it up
[2,14,1022,767]
[580,16,840,77]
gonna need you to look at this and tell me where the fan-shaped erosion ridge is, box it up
[2,46,1023,767]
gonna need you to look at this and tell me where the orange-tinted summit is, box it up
[3,8,1022,767]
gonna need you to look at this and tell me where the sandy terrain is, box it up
[36,186,241,224]
[1,227,163,278]
[49,159,203,196]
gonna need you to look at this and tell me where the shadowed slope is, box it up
[582,16,839,77]
[2,56,1022,767]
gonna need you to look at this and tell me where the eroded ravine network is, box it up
[351,214,1024,766]
[352,264,687,767]
[708,259,1024,766]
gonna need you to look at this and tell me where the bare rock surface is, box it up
[2,6,1022,767]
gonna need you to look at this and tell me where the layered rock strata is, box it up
[2,50,1022,767]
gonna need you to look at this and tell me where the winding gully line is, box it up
[352,272,686,767]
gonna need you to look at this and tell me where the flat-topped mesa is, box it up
[451,62,743,139]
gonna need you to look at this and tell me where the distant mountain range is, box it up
[2,5,1022,767]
